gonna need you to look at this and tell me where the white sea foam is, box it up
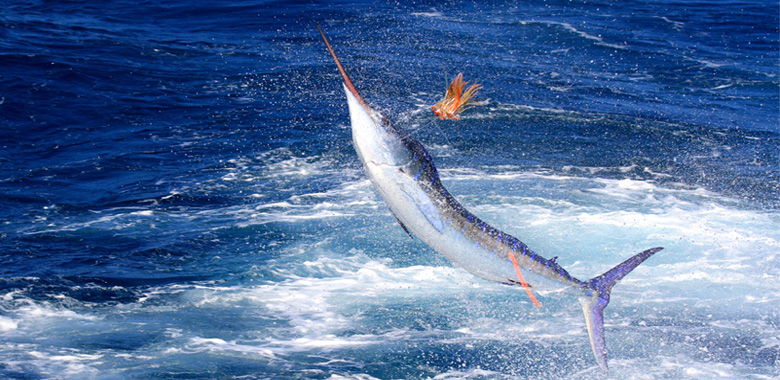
[186,337,276,358]
[327,374,383,380]
[657,16,684,30]
[188,254,481,338]
[472,102,576,120]
[412,11,444,18]
[221,147,347,182]
[0,316,18,332]
[20,147,372,235]
[28,351,103,362]
[21,205,160,234]
[3,348,103,379]
[522,20,628,50]
[154,252,529,363]
[7,301,100,326]
[5,155,777,379]
[430,368,510,379]
[218,179,378,228]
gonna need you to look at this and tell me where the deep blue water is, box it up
[1,1,778,379]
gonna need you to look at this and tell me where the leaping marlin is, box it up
[318,25,663,371]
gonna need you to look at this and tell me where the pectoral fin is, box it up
[398,180,444,233]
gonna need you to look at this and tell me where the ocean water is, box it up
[1,1,778,379]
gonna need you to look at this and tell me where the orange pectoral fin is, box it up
[507,250,542,308]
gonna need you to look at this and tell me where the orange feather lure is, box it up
[431,73,482,120]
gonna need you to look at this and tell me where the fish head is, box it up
[318,25,414,167]
[343,84,414,167]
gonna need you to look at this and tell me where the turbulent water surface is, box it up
[1,1,778,379]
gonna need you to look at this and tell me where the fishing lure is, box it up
[431,73,482,120]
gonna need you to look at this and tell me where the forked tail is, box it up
[579,247,663,370]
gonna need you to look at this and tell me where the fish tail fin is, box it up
[579,247,664,370]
